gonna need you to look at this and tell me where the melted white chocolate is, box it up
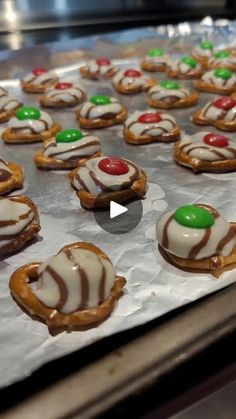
[148,85,189,101]
[200,101,236,121]
[0,96,21,112]
[124,110,177,136]
[8,110,54,134]
[201,70,236,87]
[22,71,58,86]
[168,60,201,74]
[179,132,236,161]
[156,208,236,260]
[0,198,34,248]
[34,247,116,313]
[192,45,214,58]
[83,60,117,76]
[79,98,122,120]
[44,134,101,161]
[44,85,85,103]
[72,156,140,195]
[113,70,152,88]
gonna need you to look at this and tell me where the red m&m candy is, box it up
[32,68,48,76]
[203,133,229,148]
[98,157,129,175]
[55,82,73,89]
[138,113,162,123]
[124,69,142,77]
[213,97,236,110]
[96,58,111,65]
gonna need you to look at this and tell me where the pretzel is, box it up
[0,161,24,194]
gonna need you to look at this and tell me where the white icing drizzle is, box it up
[168,60,201,74]
[112,70,151,88]
[156,209,236,260]
[201,70,236,87]
[79,97,122,119]
[34,247,116,313]
[0,198,34,248]
[179,132,236,161]
[124,110,177,136]
[44,134,101,161]
[200,101,236,121]
[148,85,189,101]
[84,60,117,76]
[44,85,85,103]
[192,45,214,58]
[0,96,21,112]
[72,156,140,195]
[8,110,54,134]
[22,71,58,86]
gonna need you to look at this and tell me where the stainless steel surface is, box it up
[2,283,236,419]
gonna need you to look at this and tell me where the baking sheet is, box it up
[1,37,236,388]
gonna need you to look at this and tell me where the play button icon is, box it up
[110,201,128,219]
[93,192,143,234]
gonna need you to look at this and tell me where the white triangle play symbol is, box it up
[110,201,128,219]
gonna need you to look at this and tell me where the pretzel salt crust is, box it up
[0,158,24,195]
[69,156,147,209]
[174,132,236,173]
[9,242,126,329]
[0,195,40,256]
[156,204,236,278]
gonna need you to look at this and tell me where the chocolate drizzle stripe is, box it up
[64,249,89,310]
[45,265,68,311]
[140,126,168,135]
[0,215,34,240]
[0,208,32,227]
[226,147,236,157]
[185,146,227,159]
[188,228,211,259]
[98,259,106,304]
[162,214,174,249]
[216,227,235,253]
[180,142,192,150]
[202,102,214,117]
[75,170,87,190]
[47,140,100,158]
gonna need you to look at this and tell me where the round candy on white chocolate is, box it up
[84,58,117,76]
[200,97,236,121]
[8,106,54,134]
[79,95,122,120]
[201,68,236,88]
[125,110,177,136]
[156,204,236,260]
[72,156,140,195]
[148,80,190,102]
[34,246,116,313]
[113,69,151,88]
[44,82,85,103]
[44,129,101,161]
[0,198,34,248]
[208,50,236,67]
[178,132,236,161]
[169,56,201,74]
[144,48,169,64]
[22,68,58,86]
[192,41,214,58]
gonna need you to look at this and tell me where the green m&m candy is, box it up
[160,80,180,90]
[174,205,215,229]
[200,41,214,50]
[214,50,230,59]
[90,95,111,105]
[181,56,197,68]
[148,48,164,57]
[16,106,41,120]
[56,129,83,143]
[214,67,232,80]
